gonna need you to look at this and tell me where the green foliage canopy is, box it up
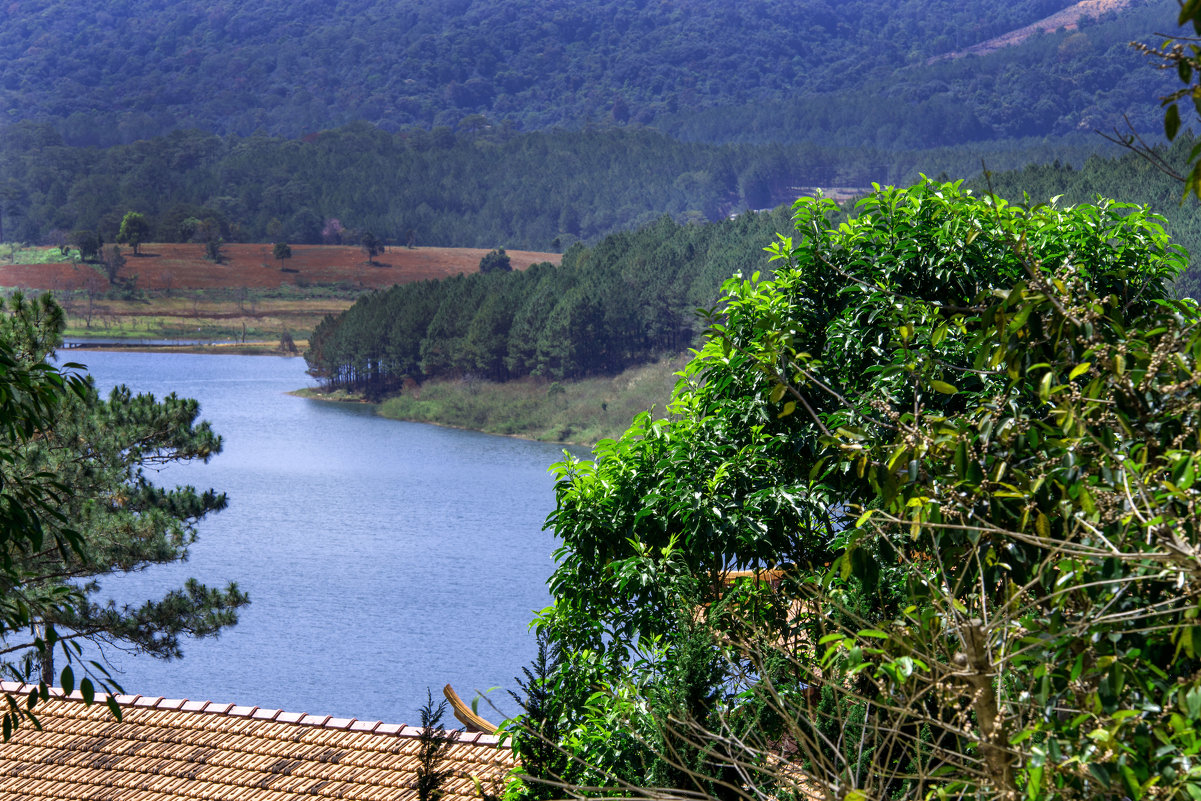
[478,247,511,274]
[116,211,150,256]
[526,180,1193,797]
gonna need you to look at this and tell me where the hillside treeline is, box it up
[0,0,1149,145]
[306,137,1201,400]
[0,119,1119,252]
[305,207,793,394]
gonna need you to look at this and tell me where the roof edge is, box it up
[0,680,505,747]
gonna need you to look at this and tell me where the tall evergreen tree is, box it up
[0,293,247,682]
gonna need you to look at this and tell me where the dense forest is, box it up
[307,136,1201,396]
[0,0,1185,260]
[305,207,794,393]
[0,0,1174,147]
[0,119,1125,251]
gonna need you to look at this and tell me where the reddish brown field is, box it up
[0,244,559,292]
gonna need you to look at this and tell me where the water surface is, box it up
[70,351,573,724]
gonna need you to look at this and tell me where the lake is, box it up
[65,350,577,725]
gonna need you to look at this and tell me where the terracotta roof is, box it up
[0,681,514,801]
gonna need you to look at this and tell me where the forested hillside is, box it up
[0,0,1173,146]
[307,136,1201,398]
[660,0,1172,146]
[0,119,1118,251]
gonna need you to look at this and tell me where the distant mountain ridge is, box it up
[0,0,1174,147]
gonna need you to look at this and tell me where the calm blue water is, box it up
[62,351,576,725]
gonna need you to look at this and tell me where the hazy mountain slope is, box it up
[938,0,1138,57]
[659,0,1175,144]
[0,0,1156,145]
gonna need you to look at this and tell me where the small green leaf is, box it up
[1167,103,1182,141]
[1181,457,1198,491]
[1008,303,1034,332]
[1009,728,1034,745]
[1036,512,1050,540]
[80,678,95,706]
[931,380,958,394]
[60,665,74,696]
[777,400,796,418]
[1069,362,1091,380]
[106,696,123,722]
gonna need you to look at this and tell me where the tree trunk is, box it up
[958,621,1015,798]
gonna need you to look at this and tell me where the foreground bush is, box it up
[513,180,1199,800]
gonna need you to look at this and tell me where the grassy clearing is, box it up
[50,289,353,343]
[302,356,691,446]
[2,244,73,265]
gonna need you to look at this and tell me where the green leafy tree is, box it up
[505,633,565,801]
[415,690,453,801]
[69,230,102,262]
[115,211,149,256]
[360,231,383,264]
[272,241,292,262]
[0,295,107,737]
[531,180,1189,797]
[191,217,224,262]
[478,247,512,273]
[102,244,125,284]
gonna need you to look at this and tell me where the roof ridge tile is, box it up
[0,682,505,746]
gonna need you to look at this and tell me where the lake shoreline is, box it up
[291,386,598,449]
[292,357,688,448]
[64,340,303,356]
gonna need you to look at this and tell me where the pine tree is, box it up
[0,293,247,682]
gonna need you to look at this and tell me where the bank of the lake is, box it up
[298,356,688,446]
[66,338,305,356]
